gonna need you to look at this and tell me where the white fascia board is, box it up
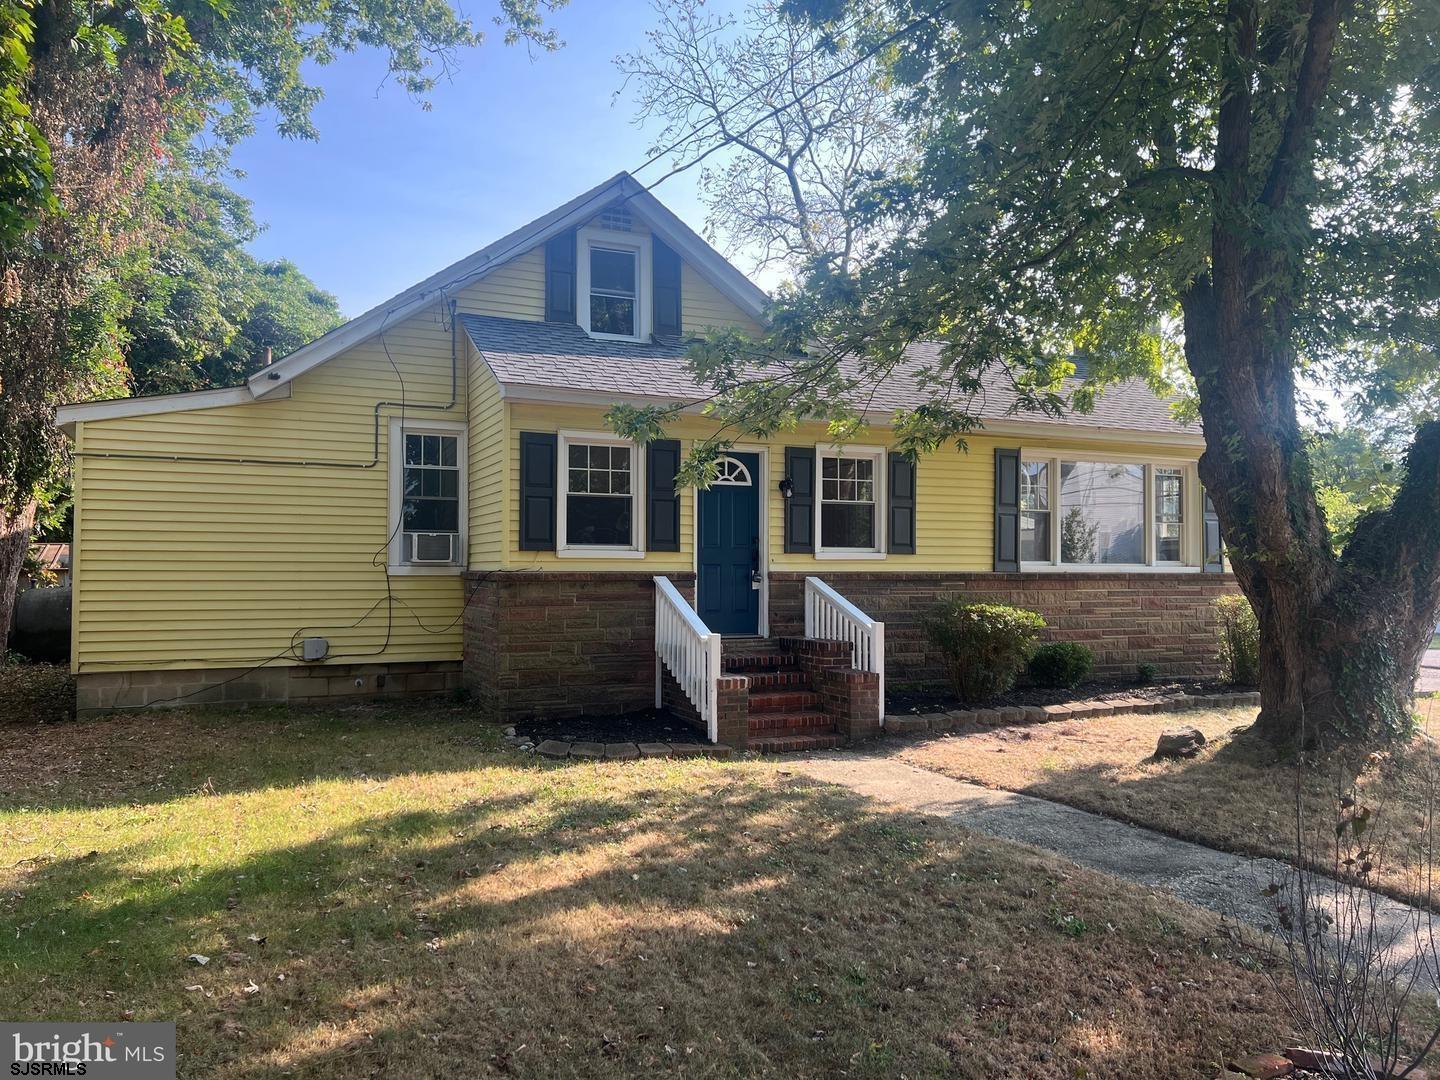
[247,174,643,396]
[53,384,290,437]
[622,180,770,320]
[249,173,774,398]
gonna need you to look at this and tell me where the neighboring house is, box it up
[21,543,70,590]
[55,172,1235,747]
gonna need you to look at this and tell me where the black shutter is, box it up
[544,230,577,324]
[994,447,1020,572]
[1203,492,1224,572]
[887,452,916,555]
[519,432,557,550]
[653,236,682,338]
[647,439,681,552]
[784,447,815,554]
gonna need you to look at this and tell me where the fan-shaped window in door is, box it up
[713,455,753,486]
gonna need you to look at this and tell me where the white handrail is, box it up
[654,576,722,742]
[804,576,885,723]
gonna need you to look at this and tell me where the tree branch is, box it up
[1259,0,1343,210]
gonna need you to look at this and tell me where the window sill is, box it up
[1018,563,1202,574]
[387,563,465,577]
[584,331,646,344]
[556,547,647,560]
[815,550,886,560]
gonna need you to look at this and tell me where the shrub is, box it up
[922,600,1045,703]
[1214,594,1260,686]
[1135,661,1158,686]
[1028,641,1094,689]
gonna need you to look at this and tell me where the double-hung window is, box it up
[577,226,650,342]
[388,419,466,572]
[1018,453,1196,569]
[817,448,883,555]
[558,433,643,556]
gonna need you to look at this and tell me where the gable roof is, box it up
[243,172,770,398]
[462,314,1202,443]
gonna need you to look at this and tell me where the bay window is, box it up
[1019,453,1197,570]
[558,433,643,555]
[817,448,883,555]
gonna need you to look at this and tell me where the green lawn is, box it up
[0,672,1313,1077]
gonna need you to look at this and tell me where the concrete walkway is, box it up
[790,749,1434,973]
[1419,648,1440,695]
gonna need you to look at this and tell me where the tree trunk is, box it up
[0,500,37,650]
[1184,272,1440,748]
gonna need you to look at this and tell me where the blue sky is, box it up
[230,2,740,317]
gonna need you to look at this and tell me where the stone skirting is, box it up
[464,571,696,724]
[769,571,1240,688]
[75,659,463,714]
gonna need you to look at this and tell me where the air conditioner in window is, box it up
[407,532,456,564]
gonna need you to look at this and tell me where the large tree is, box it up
[620,0,1440,746]
[617,0,912,276]
[0,0,564,639]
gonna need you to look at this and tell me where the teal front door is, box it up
[697,453,761,634]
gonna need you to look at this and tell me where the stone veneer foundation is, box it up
[768,571,1239,689]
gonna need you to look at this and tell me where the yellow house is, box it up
[55,172,1234,747]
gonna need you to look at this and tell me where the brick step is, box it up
[746,670,810,692]
[723,652,799,673]
[747,690,822,714]
[747,710,836,733]
[750,732,845,753]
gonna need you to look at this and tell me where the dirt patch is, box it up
[888,678,1234,714]
[515,707,705,745]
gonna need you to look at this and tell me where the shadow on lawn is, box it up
[1,755,1291,1079]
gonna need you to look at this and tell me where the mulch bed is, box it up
[886,678,1234,715]
[514,707,706,746]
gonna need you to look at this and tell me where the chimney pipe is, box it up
[262,346,273,367]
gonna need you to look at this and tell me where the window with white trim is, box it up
[1154,467,1185,563]
[560,434,642,553]
[577,226,650,342]
[388,420,466,572]
[818,450,882,553]
[1019,454,1197,569]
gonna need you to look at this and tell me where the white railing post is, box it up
[803,576,886,724]
[653,576,723,743]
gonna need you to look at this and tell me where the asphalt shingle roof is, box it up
[461,314,1198,438]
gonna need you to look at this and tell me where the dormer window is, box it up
[577,225,650,342]
[589,247,637,336]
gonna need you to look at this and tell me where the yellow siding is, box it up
[503,402,1203,574]
[456,247,545,321]
[71,300,466,673]
[467,344,507,567]
[681,261,765,337]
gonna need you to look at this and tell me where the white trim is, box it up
[556,429,645,558]
[576,226,652,342]
[246,173,769,396]
[814,443,886,557]
[691,445,770,636]
[386,417,468,575]
[55,384,288,434]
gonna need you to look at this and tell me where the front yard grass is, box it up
[0,699,1300,1077]
[898,699,1440,910]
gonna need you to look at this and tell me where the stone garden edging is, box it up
[882,690,1262,736]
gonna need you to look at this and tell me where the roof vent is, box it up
[597,205,633,232]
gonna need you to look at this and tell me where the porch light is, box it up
[778,476,795,499]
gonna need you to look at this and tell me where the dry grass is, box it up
[0,703,1309,1078]
[899,700,1440,909]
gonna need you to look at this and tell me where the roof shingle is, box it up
[461,314,1198,438]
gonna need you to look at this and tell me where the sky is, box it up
[229,2,742,318]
